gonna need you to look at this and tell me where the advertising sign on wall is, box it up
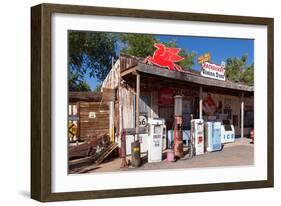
[159,88,174,105]
[202,94,217,115]
[201,62,226,81]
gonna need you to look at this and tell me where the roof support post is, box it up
[135,72,140,140]
[109,101,114,142]
[241,92,244,139]
[199,86,203,119]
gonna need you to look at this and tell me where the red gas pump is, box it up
[174,95,184,158]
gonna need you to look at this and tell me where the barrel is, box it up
[131,140,141,167]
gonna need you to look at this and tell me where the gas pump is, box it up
[191,119,204,155]
[148,118,166,163]
[174,95,184,158]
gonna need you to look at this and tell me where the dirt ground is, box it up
[70,138,254,174]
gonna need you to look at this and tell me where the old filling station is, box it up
[68,45,254,173]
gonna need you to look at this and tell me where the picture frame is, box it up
[31,3,274,202]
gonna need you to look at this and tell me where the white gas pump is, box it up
[191,119,204,155]
[148,118,166,163]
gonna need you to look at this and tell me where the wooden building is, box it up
[68,92,110,142]
[102,55,254,144]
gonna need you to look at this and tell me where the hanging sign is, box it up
[197,52,211,65]
[144,43,185,71]
[201,62,226,81]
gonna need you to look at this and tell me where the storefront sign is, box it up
[201,62,225,81]
[159,88,174,105]
[197,52,211,65]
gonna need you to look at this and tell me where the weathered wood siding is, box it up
[151,90,159,118]
[119,86,135,129]
[102,60,120,90]
[120,55,140,73]
[79,102,109,141]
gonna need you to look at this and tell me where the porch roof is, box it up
[121,62,254,93]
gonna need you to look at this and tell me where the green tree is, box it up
[225,54,254,85]
[240,64,254,85]
[120,34,157,57]
[93,84,102,93]
[68,71,91,91]
[120,36,196,71]
[68,31,117,91]
[162,40,196,71]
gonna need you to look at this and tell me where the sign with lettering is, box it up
[201,62,225,81]
[197,52,211,65]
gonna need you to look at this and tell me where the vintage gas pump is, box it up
[148,118,166,163]
[191,119,204,155]
[174,95,184,158]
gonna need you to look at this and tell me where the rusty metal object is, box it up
[68,134,110,159]
[250,129,254,144]
[131,140,141,167]
[174,116,184,157]
[120,130,128,168]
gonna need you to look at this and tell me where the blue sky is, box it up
[85,34,254,90]
[156,35,254,71]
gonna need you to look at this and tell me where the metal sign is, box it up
[201,61,225,81]
[202,95,217,115]
[159,88,174,105]
[89,112,96,119]
[144,43,185,71]
[68,122,77,138]
[69,115,79,121]
[220,61,226,69]
[139,115,148,127]
[197,52,211,65]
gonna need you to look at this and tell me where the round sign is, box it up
[139,115,147,127]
